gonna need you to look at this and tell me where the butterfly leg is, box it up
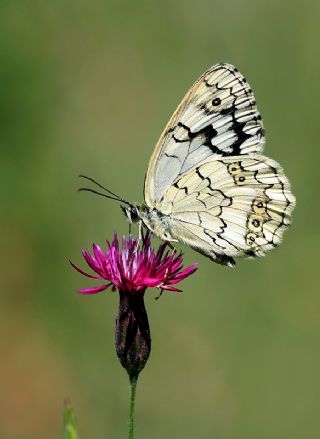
[138,220,143,241]
[155,288,164,300]
[138,221,149,245]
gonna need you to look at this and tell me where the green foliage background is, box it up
[1,1,319,438]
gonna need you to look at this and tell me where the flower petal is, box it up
[92,244,106,264]
[69,260,101,279]
[81,249,102,274]
[161,285,182,292]
[167,263,198,282]
[78,283,111,294]
[142,276,165,287]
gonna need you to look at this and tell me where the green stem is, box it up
[128,376,138,439]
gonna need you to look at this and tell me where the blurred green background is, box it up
[1,1,319,438]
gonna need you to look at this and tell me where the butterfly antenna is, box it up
[79,174,122,199]
[77,187,129,203]
[78,175,131,205]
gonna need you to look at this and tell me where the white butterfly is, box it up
[83,63,296,267]
[122,63,296,266]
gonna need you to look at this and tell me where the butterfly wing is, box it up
[144,63,265,206]
[156,155,295,266]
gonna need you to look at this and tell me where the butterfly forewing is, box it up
[144,63,265,205]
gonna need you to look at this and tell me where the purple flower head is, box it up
[70,232,197,295]
[71,232,197,381]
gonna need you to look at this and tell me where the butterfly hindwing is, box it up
[155,155,295,264]
[145,63,265,206]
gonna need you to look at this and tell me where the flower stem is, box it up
[128,376,138,439]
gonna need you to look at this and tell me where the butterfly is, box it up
[81,63,296,267]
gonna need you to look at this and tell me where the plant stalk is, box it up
[128,376,138,439]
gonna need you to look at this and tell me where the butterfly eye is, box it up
[212,98,221,106]
[123,206,140,223]
[130,208,139,222]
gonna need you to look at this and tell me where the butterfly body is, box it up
[123,63,295,266]
[122,204,178,241]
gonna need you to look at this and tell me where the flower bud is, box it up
[115,291,151,381]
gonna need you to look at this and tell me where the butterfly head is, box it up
[121,204,141,224]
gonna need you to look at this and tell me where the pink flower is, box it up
[71,232,197,381]
[70,232,197,295]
